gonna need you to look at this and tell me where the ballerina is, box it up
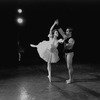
[30,20,64,82]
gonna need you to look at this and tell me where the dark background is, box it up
[0,0,100,69]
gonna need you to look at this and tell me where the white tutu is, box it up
[36,40,59,63]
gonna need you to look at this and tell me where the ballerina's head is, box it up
[53,29,59,38]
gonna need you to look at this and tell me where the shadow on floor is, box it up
[74,73,100,83]
[52,83,89,100]
[52,74,67,82]
[75,84,100,98]
[52,72,100,84]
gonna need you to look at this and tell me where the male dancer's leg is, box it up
[65,52,74,84]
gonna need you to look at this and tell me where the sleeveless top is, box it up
[63,37,75,53]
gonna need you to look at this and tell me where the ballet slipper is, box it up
[30,44,37,48]
[47,75,51,82]
[66,79,73,84]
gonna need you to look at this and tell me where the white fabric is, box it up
[36,40,59,63]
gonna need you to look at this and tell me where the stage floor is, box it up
[0,63,100,100]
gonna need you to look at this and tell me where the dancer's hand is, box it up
[54,19,59,25]
[66,44,69,46]
[58,39,64,43]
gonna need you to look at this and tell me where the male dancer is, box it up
[58,28,75,84]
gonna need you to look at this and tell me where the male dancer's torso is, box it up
[58,28,74,53]
[63,37,74,53]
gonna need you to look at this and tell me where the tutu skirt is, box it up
[36,40,59,63]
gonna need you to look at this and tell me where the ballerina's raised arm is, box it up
[48,19,59,39]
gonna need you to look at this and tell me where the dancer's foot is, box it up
[47,75,51,82]
[30,44,37,48]
[66,79,73,84]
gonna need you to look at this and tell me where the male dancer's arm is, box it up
[58,28,67,39]
[66,38,75,49]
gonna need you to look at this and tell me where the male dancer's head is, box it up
[65,28,72,38]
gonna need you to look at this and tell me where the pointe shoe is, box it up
[66,79,73,84]
[47,75,51,82]
[30,44,37,48]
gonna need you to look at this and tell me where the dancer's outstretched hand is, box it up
[54,19,59,25]
[58,39,64,43]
